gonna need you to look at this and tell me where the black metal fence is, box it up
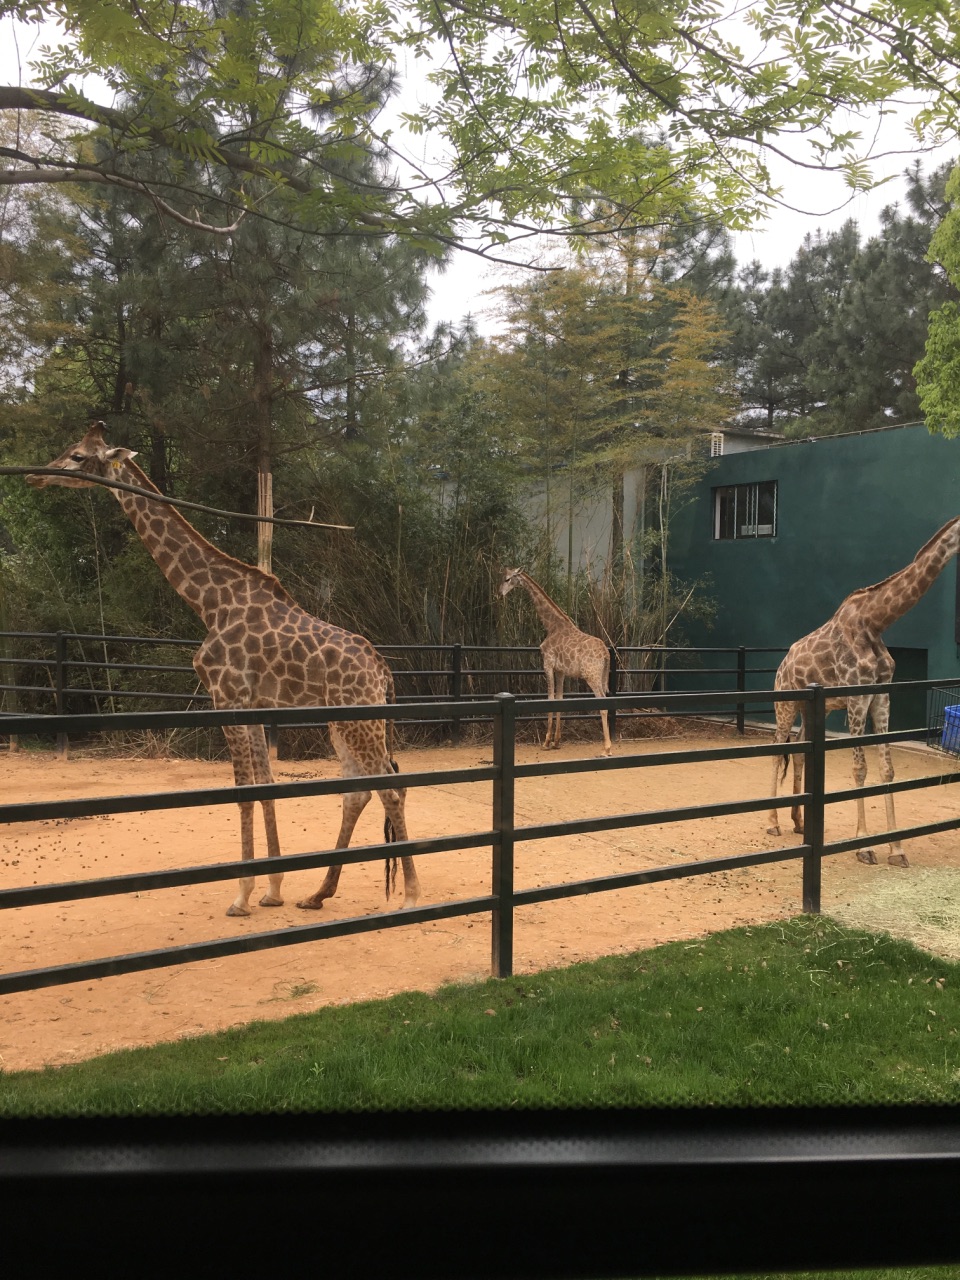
[2,678,959,998]
[0,629,786,747]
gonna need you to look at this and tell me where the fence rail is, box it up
[0,629,792,746]
[3,677,960,997]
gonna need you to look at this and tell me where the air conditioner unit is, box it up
[710,432,724,457]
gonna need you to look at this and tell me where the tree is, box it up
[476,246,734,645]
[914,162,960,436]
[484,263,631,607]
[0,78,437,638]
[726,161,956,434]
[721,261,797,430]
[5,1,960,254]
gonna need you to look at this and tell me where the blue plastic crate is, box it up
[942,705,960,754]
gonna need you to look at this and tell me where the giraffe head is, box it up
[496,568,527,596]
[498,567,523,598]
[27,421,138,490]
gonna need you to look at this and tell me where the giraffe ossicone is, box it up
[28,421,421,917]
[769,514,960,868]
[498,567,613,756]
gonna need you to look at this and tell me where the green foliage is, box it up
[475,242,734,644]
[726,159,957,435]
[6,2,960,252]
[916,162,960,437]
[917,303,960,436]
[2,917,959,1113]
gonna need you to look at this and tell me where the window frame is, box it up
[713,479,778,540]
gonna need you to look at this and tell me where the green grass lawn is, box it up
[1,915,959,1116]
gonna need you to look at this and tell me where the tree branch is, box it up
[0,467,353,532]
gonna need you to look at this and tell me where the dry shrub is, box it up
[614,709,688,740]
[92,729,229,761]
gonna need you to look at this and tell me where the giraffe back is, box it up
[543,626,610,684]
[194,591,393,711]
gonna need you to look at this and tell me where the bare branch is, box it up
[0,467,353,532]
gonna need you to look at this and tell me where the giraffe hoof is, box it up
[887,854,909,868]
[259,895,284,907]
[856,849,878,865]
[296,896,326,910]
[226,904,251,917]
[766,826,782,837]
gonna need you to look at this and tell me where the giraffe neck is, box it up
[111,459,291,624]
[516,572,576,635]
[841,517,960,635]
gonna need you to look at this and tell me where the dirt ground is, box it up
[3,721,960,1073]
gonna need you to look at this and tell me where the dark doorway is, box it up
[887,647,929,730]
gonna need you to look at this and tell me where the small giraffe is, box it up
[498,568,612,755]
[769,514,960,867]
[28,422,421,916]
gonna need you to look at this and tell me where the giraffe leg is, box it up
[552,675,565,750]
[789,714,806,835]
[543,668,557,749]
[296,787,372,909]
[768,701,798,837]
[227,799,257,917]
[296,722,421,911]
[250,724,284,907]
[224,727,284,916]
[847,698,878,865]
[870,694,908,867]
[588,677,612,757]
[379,777,421,909]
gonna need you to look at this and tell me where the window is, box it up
[714,480,777,539]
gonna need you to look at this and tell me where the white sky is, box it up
[3,11,956,334]
[424,121,957,334]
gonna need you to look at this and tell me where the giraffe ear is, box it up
[105,446,137,463]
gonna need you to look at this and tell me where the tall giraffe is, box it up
[28,422,421,916]
[498,568,612,755]
[768,515,960,867]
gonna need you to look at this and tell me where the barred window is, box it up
[713,481,777,540]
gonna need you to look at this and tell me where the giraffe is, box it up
[27,421,421,916]
[498,568,612,755]
[768,514,960,868]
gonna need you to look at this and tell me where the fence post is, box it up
[491,692,516,978]
[802,683,825,914]
[54,630,68,758]
[607,646,618,744]
[736,646,747,735]
[450,643,463,746]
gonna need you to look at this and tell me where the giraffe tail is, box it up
[777,719,804,784]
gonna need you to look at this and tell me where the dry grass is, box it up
[831,867,960,963]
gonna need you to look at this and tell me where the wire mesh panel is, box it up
[927,684,960,754]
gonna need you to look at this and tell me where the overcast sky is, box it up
[423,117,956,333]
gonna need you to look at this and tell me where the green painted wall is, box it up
[669,424,960,727]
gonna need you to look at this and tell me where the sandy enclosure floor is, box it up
[3,724,960,1072]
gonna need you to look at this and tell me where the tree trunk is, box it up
[345,311,359,440]
[253,324,274,574]
[611,472,624,574]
